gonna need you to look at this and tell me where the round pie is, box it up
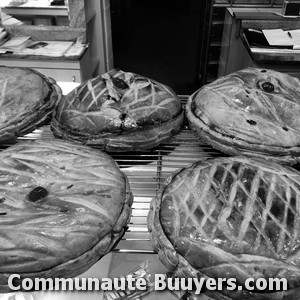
[51,69,183,151]
[148,156,300,299]
[0,139,132,292]
[0,66,62,143]
[186,68,300,164]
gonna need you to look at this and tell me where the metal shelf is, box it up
[1,6,68,16]
[8,96,223,255]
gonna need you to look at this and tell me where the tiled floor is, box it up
[111,0,203,95]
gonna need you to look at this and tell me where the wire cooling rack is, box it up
[11,96,223,254]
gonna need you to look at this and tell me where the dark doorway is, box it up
[110,0,204,95]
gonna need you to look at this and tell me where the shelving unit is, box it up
[0,0,113,82]
[218,7,300,79]
[198,0,284,85]
[2,6,68,17]
[1,1,69,26]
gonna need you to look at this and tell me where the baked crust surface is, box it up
[186,68,300,164]
[0,139,132,292]
[51,69,183,151]
[148,157,300,299]
[0,66,61,142]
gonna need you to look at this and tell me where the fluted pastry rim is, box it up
[148,156,300,299]
[0,139,133,292]
[51,69,183,151]
[186,68,300,164]
[0,66,62,143]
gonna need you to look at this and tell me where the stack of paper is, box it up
[0,36,31,53]
[0,35,75,57]
[262,29,293,46]
[262,29,300,50]
[20,40,74,57]
[287,29,300,49]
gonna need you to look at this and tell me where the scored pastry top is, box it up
[53,69,182,135]
[188,68,300,148]
[151,156,300,290]
[160,157,300,260]
[0,139,132,274]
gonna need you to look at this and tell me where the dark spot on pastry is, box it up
[260,70,267,73]
[261,82,274,93]
[107,94,118,102]
[119,113,128,131]
[119,112,127,120]
[28,186,48,202]
[247,119,257,125]
[111,77,129,90]
[66,184,73,189]
[0,212,6,215]
[0,197,5,203]
[282,127,288,131]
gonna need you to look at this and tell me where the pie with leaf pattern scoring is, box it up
[148,156,300,299]
[186,68,300,165]
[51,69,183,151]
[0,139,132,292]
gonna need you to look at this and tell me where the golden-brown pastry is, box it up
[186,68,300,164]
[0,66,61,143]
[148,156,300,299]
[0,139,132,292]
[51,69,183,151]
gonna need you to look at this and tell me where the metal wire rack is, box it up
[113,129,223,253]
[11,96,223,254]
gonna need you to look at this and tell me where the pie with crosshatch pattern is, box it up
[0,139,132,292]
[0,65,61,143]
[186,68,300,165]
[51,69,183,151]
[148,157,300,299]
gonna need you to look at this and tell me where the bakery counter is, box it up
[0,45,92,83]
[1,3,68,17]
[0,95,219,300]
[218,7,300,79]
